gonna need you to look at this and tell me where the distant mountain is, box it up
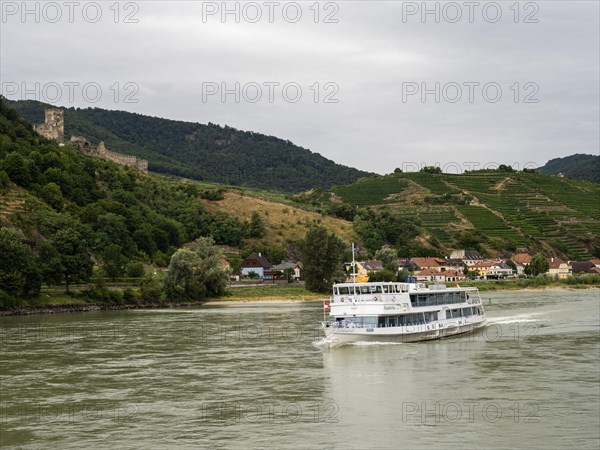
[537,154,600,184]
[7,99,370,192]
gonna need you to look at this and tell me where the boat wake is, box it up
[350,341,405,346]
[488,313,542,324]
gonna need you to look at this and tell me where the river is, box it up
[0,289,598,449]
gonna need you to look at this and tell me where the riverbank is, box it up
[462,277,600,291]
[1,283,597,316]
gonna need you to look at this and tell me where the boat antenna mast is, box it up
[352,242,357,285]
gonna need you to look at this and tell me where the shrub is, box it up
[126,261,145,278]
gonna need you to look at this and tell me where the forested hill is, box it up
[537,154,600,184]
[7,99,370,192]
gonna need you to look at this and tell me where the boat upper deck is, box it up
[332,282,478,296]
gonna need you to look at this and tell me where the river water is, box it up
[0,290,598,449]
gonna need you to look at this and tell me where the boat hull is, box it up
[322,320,486,345]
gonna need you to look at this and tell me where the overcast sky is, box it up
[1,1,598,173]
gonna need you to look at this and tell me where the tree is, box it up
[126,261,145,278]
[0,170,10,193]
[164,237,230,301]
[498,164,514,172]
[301,226,345,292]
[2,152,30,187]
[420,166,442,174]
[52,228,94,292]
[102,244,127,281]
[283,267,295,283]
[40,182,64,210]
[527,253,549,276]
[246,211,265,238]
[140,273,164,302]
[0,227,33,298]
[396,269,412,282]
[368,270,396,282]
[375,247,398,271]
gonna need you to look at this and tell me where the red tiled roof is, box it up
[416,268,442,276]
[411,257,440,269]
[547,257,567,269]
[511,253,532,265]
[242,253,272,269]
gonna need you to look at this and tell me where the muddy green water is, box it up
[1,290,598,449]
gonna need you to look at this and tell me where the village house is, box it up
[546,257,572,279]
[569,261,595,274]
[450,250,484,266]
[415,268,466,283]
[589,259,600,268]
[271,261,302,281]
[396,258,418,272]
[487,262,515,279]
[442,269,467,282]
[511,253,532,266]
[415,268,445,283]
[510,253,532,276]
[435,258,466,273]
[410,257,441,272]
[360,260,385,272]
[241,253,272,278]
[470,260,497,279]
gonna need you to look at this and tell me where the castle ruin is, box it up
[34,109,148,174]
[34,108,64,142]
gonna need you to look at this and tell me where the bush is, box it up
[123,287,140,303]
[368,270,397,282]
[140,274,164,303]
[126,261,145,278]
[200,189,225,201]
[108,289,124,305]
[0,289,18,309]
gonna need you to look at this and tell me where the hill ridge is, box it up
[6,98,371,192]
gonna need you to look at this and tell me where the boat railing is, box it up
[323,321,432,330]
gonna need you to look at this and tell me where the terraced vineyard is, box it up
[333,175,410,206]
[332,171,599,259]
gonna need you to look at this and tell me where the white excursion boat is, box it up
[321,280,486,344]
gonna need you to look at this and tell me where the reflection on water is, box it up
[0,290,598,449]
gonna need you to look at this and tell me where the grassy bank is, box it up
[461,275,600,291]
[217,284,324,301]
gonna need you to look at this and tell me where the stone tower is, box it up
[34,108,64,142]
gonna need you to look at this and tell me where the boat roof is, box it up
[333,281,478,291]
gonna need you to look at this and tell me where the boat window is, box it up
[338,286,350,295]
[382,285,389,294]
[360,286,369,295]
[370,285,382,294]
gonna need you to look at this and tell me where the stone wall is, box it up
[35,109,148,174]
[96,142,148,173]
